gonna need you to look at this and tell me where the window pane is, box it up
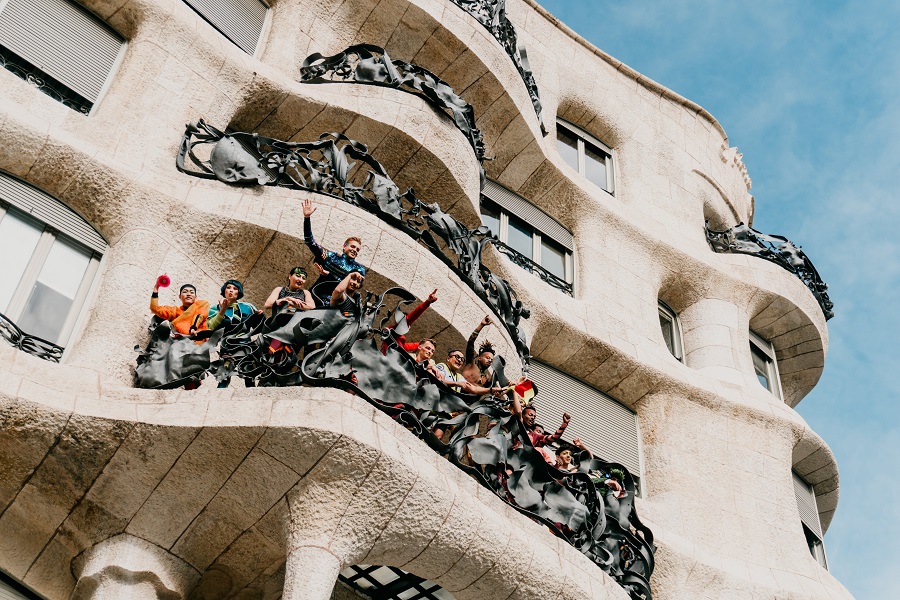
[659,313,675,356]
[17,237,91,342]
[506,215,533,261]
[541,238,566,280]
[750,343,771,391]
[0,210,43,313]
[480,201,500,237]
[584,143,609,191]
[556,126,580,171]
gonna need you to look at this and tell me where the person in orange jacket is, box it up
[150,280,209,335]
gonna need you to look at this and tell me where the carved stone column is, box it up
[680,297,748,386]
[282,545,343,600]
[71,534,200,600]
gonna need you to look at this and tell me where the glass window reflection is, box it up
[0,210,43,313]
[507,215,533,261]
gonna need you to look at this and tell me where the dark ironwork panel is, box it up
[0,45,92,114]
[446,0,545,133]
[492,239,573,295]
[705,221,834,320]
[0,311,65,362]
[300,44,485,179]
[134,284,655,600]
[176,119,532,366]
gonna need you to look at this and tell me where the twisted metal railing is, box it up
[446,0,544,133]
[706,222,834,320]
[134,287,655,599]
[0,46,91,114]
[177,119,531,364]
[300,44,486,173]
[0,311,64,362]
[492,239,573,295]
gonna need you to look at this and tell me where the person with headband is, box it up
[150,279,209,335]
[264,267,315,315]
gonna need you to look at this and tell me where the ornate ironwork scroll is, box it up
[134,286,654,599]
[300,44,486,173]
[0,46,92,114]
[706,222,834,320]
[0,311,64,362]
[177,119,532,365]
[447,0,545,133]
[492,239,573,295]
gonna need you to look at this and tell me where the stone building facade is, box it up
[0,0,851,599]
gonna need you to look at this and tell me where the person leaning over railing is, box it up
[302,198,366,301]
[150,280,209,335]
[555,439,593,473]
[207,279,261,389]
[330,271,365,315]
[264,267,316,315]
[461,315,495,387]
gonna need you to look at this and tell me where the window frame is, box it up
[793,470,828,570]
[556,118,616,196]
[749,329,782,399]
[658,300,684,361]
[0,201,103,350]
[480,196,574,287]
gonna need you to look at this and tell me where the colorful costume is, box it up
[304,217,366,284]
[150,297,209,335]
[207,301,257,329]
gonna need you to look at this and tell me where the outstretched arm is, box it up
[466,315,492,363]
[331,272,360,306]
[543,413,571,446]
[405,289,438,328]
[302,199,327,262]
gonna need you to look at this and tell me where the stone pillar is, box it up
[680,297,748,386]
[282,545,343,600]
[71,534,200,600]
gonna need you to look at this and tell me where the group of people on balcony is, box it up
[147,198,609,478]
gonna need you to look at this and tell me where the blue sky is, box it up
[536,1,899,597]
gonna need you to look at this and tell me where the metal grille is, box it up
[339,565,455,600]
[182,0,268,55]
[0,0,124,102]
[529,360,641,474]
[482,179,573,251]
[0,171,107,253]
[793,470,823,539]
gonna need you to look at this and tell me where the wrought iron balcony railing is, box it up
[492,239,574,295]
[134,286,655,600]
[0,311,64,362]
[705,221,834,320]
[0,45,92,114]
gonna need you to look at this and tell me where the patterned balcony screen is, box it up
[792,470,823,539]
[0,0,124,103]
[182,0,268,55]
[529,360,641,474]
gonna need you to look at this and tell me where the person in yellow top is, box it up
[150,280,209,335]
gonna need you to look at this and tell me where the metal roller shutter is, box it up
[529,360,641,474]
[482,180,574,251]
[0,0,124,102]
[183,0,268,55]
[0,171,107,254]
[792,471,823,539]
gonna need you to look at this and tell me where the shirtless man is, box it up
[461,315,495,388]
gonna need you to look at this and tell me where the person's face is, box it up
[289,272,306,289]
[477,351,494,369]
[558,450,572,465]
[344,240,361,260]
[418,341,436,361]
[522,408,536,427]
[179,287,196,307]
[447,351,464,371]
[534,425,544,435]
[224,283,240,301]
[348,273,364,292]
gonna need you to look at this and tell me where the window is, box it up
[0,569,41,600]
[529,360,642,492]
[793,471,828,569]
[0,172,106,349]
[480,180,574,293]
[182,0,269,55]
[0,0,126,114]
[658,301,683,361]
[556,118,615,195]
[749,330,781,398]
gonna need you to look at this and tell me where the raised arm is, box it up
[543,412,571,446]
[150,282,178,320]
[302,199,326,262]
[330,272,356,306]
[405,289,438,327]
[466,315,492,363]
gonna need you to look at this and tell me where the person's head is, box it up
[288,267,307,290]
[476,341,495,369]
[417,338,437,362]
[347,272,365,293]
[179,284,197,307]
[446,349,464,372]
[522,405,537,427]
[221,279,244,301]
[556,446,573,466]
[343,237,362,260]
[533,424,545,435]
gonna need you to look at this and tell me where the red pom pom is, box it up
[157,274,171,288]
